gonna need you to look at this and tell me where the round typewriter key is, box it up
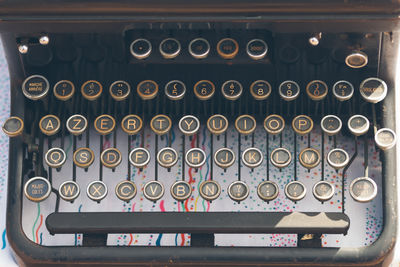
[189,38,210,59]
[327,148,349,169]
[194,80,215,100]
[242,147,263,168]
[214,148,235,169]
[306,80,328,101]
[221,80,243,101]
[235,115,256,135]
[264,114,285,135]
[199,180,221,201]
[45,148,66,168]
[22,75,50,100]
[109,80,130,101]
[159,38,181,59]
[81,80,102,101]
[313,181,334,202]
[285,181,306,201]
[279,80,300,101]
[121,114,142,135]
[179,115,200,136]
[73,147,95,168]
[349,177,377,203]
[299,148,320,169]
[250,80,272,100]
[246,39,268,60]
[39,115,60,136]
[137,80,158,100]
[165,80,186,100]
[359,77,387,103]
[144,181,165,201]
[87,181,107,201]
[129,147,151,168]
[217,38,239,59]
[150,114,172,135]
[207,114,228,135]
[171,181,192,201]
[53,80,75,101]
[100,148,122,169]
[228,181,249,202]
[332,80,354,101]
[94,114,116,135]
[292,115,313,135]
[157,147,178,168]
[375,128,396,150]
[2,116,24,137]
[348,115,369,136]
[59,181,80,201]
[24,177,51,202]
[345,51,368,69]
[185,148,206,168]
[130,38,152,60]
[321,115,342,136]
[66,114,87,135]
[115,180,137,202]
[270,147,291,168]
[257,181,279,201]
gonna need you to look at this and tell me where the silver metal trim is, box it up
[66,114,87,135]
[86,181,108,201]
[199,180,221,201]
[170,180,192,201]
[59,181,80,201]
[143,181,165,201]
[129,148,151,168]
[320,115,342,136]
[22,75,50,100]
[312,181,334,202]
[278,80,300,101]
[332,80,354,101]
[159,38,181,59]
[157,147,178,168]
[24,177,52,202]
[165,80,186,100]
[130,38,152,60]
[214,147,235,169]
[178,115,200,136]
[375,128,397,150]
[242,147,263,168]
[221,80,243,101]
[45,147,67,168]
[327,148,349,169]
[115,180,137,202]
[270,147,292,168]
[345,51,368,69]
[347,114,370,136]
[257,181,279,201]
[359,77,388,103]
[349,177,378,203]
[228,181,249,202]
[109,80,131,101]
[246,39,268,60]
[189,38,210,59]
[185,148,206,168]
[285,181,306,201]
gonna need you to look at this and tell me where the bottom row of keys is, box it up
[24,176,377,204]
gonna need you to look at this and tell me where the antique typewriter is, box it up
[0,0,398,266]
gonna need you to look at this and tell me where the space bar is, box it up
[46,211,350,235]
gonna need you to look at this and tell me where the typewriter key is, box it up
[279,80,300,101]
[313,181,334,202]
[221,80,243,100]
[199,180,221,201]
[100,148,122,169]
[143,181,165,201]
[45,148,66,168]
[345,51,368,69]
[157,147,178,168]
[228,181,249,202]
[207,114,228,135]
[159,38,181,59]
[321,115,342,136]
[214,148,235,169]
[185,148,206,168]
[263,114,285,135]
[165,80,186,100]
[306,80,328,101]
[250,80,272,100]
[171,181,192,201]
[22,75,50,100]
[348,114,369,136]
[359,77,387,103]
[130,38,152,60]
[194,80,215,100]
[109,80,130,101]
[270,148,291,168]
[332,80,354,101]
[179,115,200,136]
[285,181,306,201]
[2,116,24,137]
[257,181,279,201]
[246,39,268,60]
[137,80,158,100]
[349,177,377,203]
[375,128,397,150]
[73,147,95,168]
[94,114,116,135]
[87,181,107,201]
[235,115,256,135]
[53,80,75,101]
[24,177,51,202]
[39,114,61,136]
[217,38,239,59]
[299,148,320,169]
[150,114,172,135]
[327,148,349,169]
[189,38,210,59]
[292,115,313,135]
[81,80,102,101]
[59,181,80,201]
[242,147,263,168]
[121,114,143,135]
[129,147,151,168]
[115,180,137,202]
[66,114,87,135]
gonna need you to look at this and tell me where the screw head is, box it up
[18,45,28,54]
[39,35,50,45]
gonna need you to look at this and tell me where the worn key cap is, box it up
[199,180,221,201]
[39,114,61,136]
[24,177,51,202]
[349,177,377,203]
[2,116,24,137]
[285,181,306,201]
[45,148,67,168]
[66,114,87,136]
